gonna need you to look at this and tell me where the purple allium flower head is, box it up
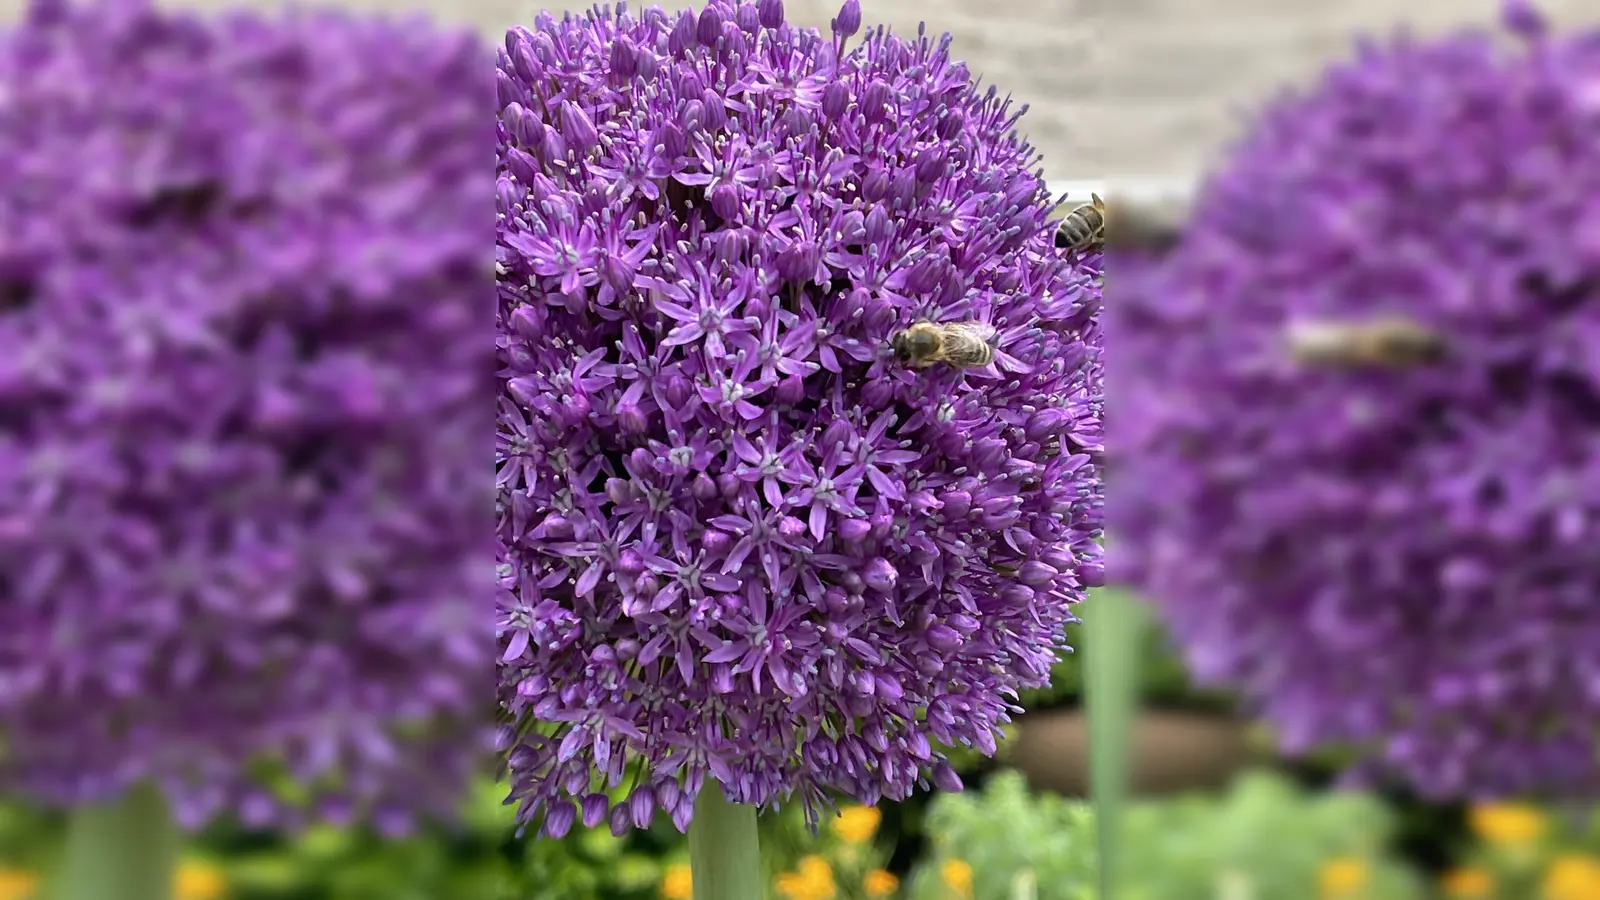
[0,0,494,829]
[1110,2,1600,798]
[497,0,1103,835]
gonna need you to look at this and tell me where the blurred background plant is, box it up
[906,770,1096,900]
[1436,801,1600,900]
[0,679,1592,900]
[906,768,1424,900]
[1121,771,1423,900]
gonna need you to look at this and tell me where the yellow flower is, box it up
[799,855,834,881]
[175,859,227,900]
[940,858,974,897]
[0,867,37,900]
[774,873,804,900]
[864,868,899,898]
[775,856,837,900]
[660,862,693,900]
[1543,854,1600,900]
[1317,857,1367,898]
[1470,802,1547,847]
[1441,867,1494,898]
[833,805,882,845]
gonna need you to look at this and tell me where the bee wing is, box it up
[964,322,998,344]
[1283,319,1348,352]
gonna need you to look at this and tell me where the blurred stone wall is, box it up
[6,0,1599,179]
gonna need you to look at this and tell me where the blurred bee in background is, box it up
[1055,193,1106,254]
[1104,197,1182,254]
[1283,314,1448,367]
[890,320,998,370]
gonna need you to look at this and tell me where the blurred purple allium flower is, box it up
[1111,2,1600,798]
[0,0,494,830]
[496,0,1103,836]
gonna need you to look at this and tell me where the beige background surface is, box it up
[6,0,1600,181]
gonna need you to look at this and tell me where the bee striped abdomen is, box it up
[1056,193,1107,254]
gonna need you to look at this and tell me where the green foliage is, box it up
[1122,771,1422,900]
[908,771,1097,900]
[909,769,1427,900]
[0,798,61,869]
[204,780,890,900]
[211,779,660,900]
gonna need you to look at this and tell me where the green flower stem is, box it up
[1086,589,1142,900]
[688,781,763,900]
[49,782,177,900]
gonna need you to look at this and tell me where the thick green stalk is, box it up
[1085,589,1142,900]
[688,781,763,900]
[49,782,177,900]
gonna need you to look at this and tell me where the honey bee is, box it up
[890,320,998,370]
[1105,200,1181,253]
[1283,315,1448,367]
[1055,193,1107,254]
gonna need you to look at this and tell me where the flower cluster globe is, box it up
[496,0,1104,835]
[0,0,492,829]
[1111,2,1600,798]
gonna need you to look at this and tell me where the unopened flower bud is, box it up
[831,0,861,38]
[776,241,819,283]
[914,146,947,183]
[669,10,696,54]
[862,557,898,593]
[861,81,892,122]
[559,101,599,152]
[1018,561,1058,586]
[710,182,740,220]
[609,36,638,82]
[837,518,872,544]
[736,3,761,32]
[822,81,851,120]
[701,90,728,131]
[635,47,659,80]
[582,794,609,828]
[925,624,962,651]
[758,0,785,29]
[701,528,732,554]
[657,122,686,159]
[696,5,723,46]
